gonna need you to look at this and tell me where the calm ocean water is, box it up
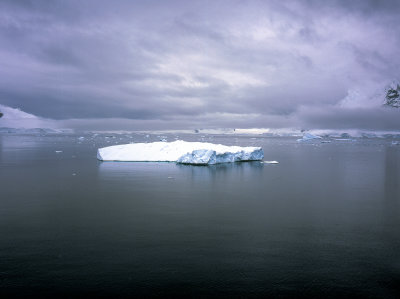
[0,133,399,297]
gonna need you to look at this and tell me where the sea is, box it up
[0,132,399,298]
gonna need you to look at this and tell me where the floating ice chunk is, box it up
[297,133,322,142]
[392,141,400,146]
[55,150,63,153]
[78,136,85,140]
[262,160,279,164]
[361,133,377,138]
[97,140,264,165]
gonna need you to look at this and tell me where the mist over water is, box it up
[0,133,399,297]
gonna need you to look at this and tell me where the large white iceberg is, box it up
[97,140,264,165]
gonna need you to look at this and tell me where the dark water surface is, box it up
[1,133,400,298]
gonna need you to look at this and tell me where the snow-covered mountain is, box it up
[340,80,400,108]
[0,104,59,129]
[383,81,400,108]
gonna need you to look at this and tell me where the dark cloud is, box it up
[0,0,399,130]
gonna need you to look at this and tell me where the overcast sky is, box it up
[0,0,399,130]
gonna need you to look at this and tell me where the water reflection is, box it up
[384,146,400,225]
[0,135,42,164]
[98,160,265,182]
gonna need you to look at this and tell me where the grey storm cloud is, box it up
[0,0,399,130]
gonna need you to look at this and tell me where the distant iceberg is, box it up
[297,133,322,142]
[97,140,264,165]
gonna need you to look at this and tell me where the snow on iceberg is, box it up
[97,140,264,165]
[297,133,322,142]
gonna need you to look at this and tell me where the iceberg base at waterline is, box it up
[97,140,264,165]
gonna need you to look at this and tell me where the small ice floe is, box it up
[262,160,279,164]
[160,138,167,142]
[361,133,377,138]
[321,140,331,143]
[297,133,322,142]
[97,140,264,165]
[55,150,63,153]
[72,173,76,176]
[78,136,85,141]
[392,141,400,146]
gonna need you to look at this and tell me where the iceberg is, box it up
[297,133,322,142]
[97,140,264,165]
